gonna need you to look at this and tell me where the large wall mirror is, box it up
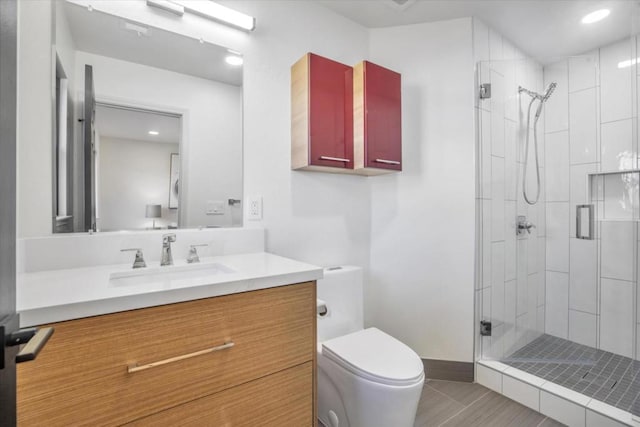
[24,0,243,235]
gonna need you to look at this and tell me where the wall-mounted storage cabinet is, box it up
[291,53,402,176]
[291,53,354,172]
[354,61,402,175]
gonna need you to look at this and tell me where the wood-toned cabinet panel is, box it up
[354,61,402,173]
[127,362,314,427]
[292,53,401,176]
[292,53,354,171]
[18,283,315,426]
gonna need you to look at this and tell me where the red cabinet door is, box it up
[308,54,354,169]
[361,61,401,171]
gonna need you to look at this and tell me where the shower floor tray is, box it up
[501,334,640,417]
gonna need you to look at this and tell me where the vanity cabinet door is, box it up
[127,362,314,426]
[292,53,354,171]
[17,283,315,426]
[354,61,402,173]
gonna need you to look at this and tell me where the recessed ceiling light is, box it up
[148,131,159,135]
[225,55,243,66]
[581,9,610,24]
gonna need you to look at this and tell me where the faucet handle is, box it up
[187,244,208,264]
[162,233,176,243]
[121,248,147,269]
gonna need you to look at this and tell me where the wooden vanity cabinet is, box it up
[17,282,317,426]
[353,61,402,175]
[292,53,354,172]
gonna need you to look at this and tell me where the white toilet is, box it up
[317,266,424,427]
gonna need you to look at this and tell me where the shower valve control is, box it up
[516,216,536,236]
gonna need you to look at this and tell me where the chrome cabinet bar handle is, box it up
[127,341,234,373]
[319,156,350,163]
[374,158,401,165]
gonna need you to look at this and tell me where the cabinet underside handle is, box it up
[374,158,400,165]
[127,341,234,373]
[319,156,350,163]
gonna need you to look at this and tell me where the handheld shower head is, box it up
[534,82,558,118]
[519,83,557,101]
[541,82,557,102]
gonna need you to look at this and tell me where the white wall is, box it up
[73,51,242,230]
[54,0,75,85]
[17,0,54,237]
[367,18,476,361]
[98,137,178,231]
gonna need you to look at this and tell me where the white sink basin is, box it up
[109,262,235,286]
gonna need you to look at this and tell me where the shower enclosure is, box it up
[475,34,640,423]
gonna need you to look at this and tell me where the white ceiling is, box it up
[95,105,181,144]
[316,0,640,63]
[63,2,243,86]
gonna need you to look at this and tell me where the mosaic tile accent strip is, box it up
[501,334,640,417]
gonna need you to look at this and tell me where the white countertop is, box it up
[17,252,323,327]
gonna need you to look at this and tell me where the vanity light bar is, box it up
[174,0,256,31]
[146,0,185,16]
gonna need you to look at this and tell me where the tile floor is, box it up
[503,334,640,416]
[412,379,565,427]
[318,379,566,426]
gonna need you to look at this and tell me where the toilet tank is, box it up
[317,266,363,342]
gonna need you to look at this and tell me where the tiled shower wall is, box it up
[474,18,547,361]
[543,36,639,360]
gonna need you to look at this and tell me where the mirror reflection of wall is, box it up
[17,0,243,237]
[95,105,181,232]
[54,56,75,233]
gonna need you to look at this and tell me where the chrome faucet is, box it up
[120,248,147,269]
[186,244,208,264]
[161,233,176,266]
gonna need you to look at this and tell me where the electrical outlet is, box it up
[247,196,262,220]
[205,200,224,215]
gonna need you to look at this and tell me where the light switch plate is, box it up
[247,196,262,220]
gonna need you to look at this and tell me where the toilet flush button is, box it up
[328,410,339,427]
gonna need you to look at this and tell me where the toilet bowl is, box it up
[317,267,424,427]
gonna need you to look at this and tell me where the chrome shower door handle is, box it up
[576,204,594,240]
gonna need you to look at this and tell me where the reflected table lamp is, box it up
[146,204,162,229]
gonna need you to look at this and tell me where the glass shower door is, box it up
[476,57,547,363]
[590,170,640,418]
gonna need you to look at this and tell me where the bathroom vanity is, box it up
[16,252,321,426]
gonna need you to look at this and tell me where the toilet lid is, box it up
[321,327,424,386]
